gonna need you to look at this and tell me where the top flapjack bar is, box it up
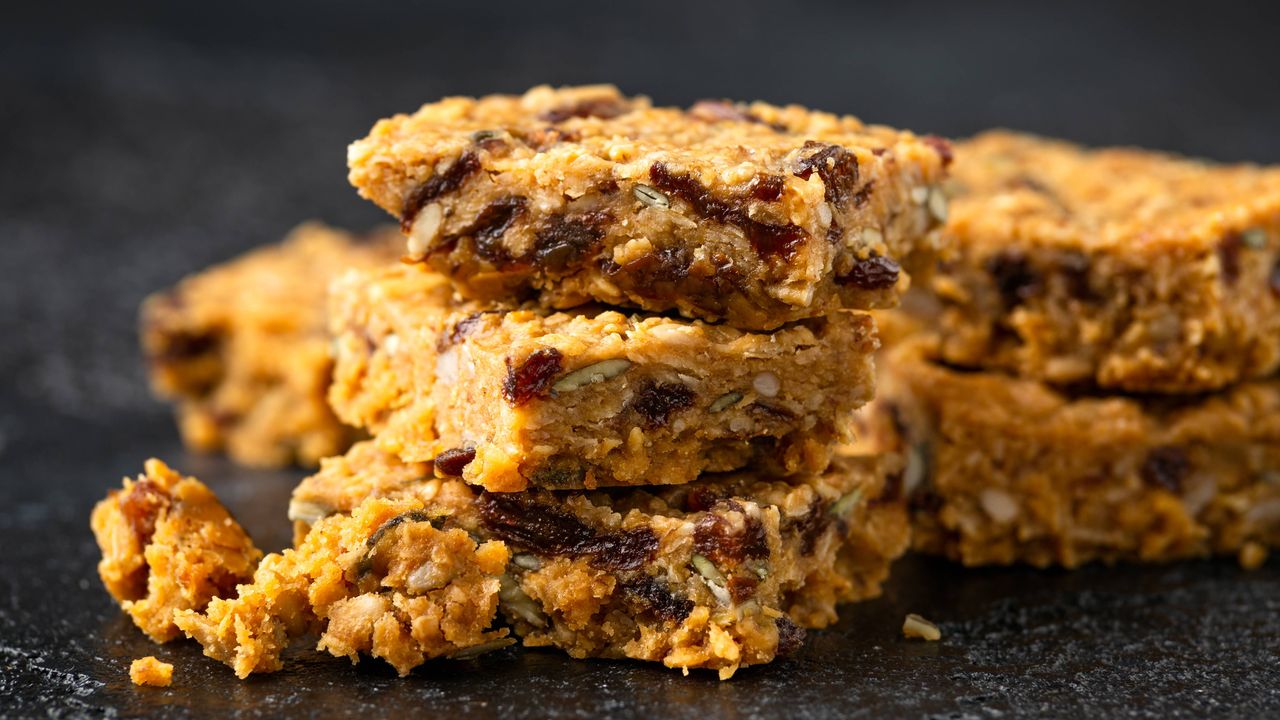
[348,85,951,329]
[930,131,1280,393]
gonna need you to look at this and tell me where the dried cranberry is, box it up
[840,256,901,290]
[628,380,696,429]
[986,250,1040,307]
[727,575,759,603]
[774,616,807,656]
[694,511,769,565]
[437,311,491,351]
[532,211,609,273]
[119,480,170,546]
[1218,233,1243,285]
[748,174,785,202]
[620,576,693,622]
[540,98,628,123]
[433,446,476,476]
[399,151,480,230]
[1141,446,1190,493]
[922,135,954,167]
[502,348,563,406]
[794,142,860,207]
[649,162,808,261]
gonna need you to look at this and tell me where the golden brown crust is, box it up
[329,264,878,491]
[140,222,398,467]
[931,131,1280,392]
[348,85,949,329]
[90,459,261,642]
[289,441,910,679]
[866,340,1280,568]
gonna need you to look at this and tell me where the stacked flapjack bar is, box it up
[866,131,1280,569]
[109,85,950,679]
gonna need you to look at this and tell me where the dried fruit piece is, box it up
[476,492,658,571]
[774,616,806,655]
[433,446,476,477]
[987,249,1040,307]
[1141,446,1190,493]
[1219,232,1243,285]
[400,151,480,229]
[502,348,564,406]
[794,142,860,207]
[532,211,610,273]
[620,576,694,622]
[628,380,696,429]
[841,255,900,290]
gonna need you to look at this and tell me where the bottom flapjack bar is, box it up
[860,340,1280,569]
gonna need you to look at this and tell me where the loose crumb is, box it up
[129,656,173,687]
[902,613,941,641]
[1239,542,1269,570]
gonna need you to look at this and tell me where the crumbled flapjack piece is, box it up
[174,495,510,678]
[91,459,261,642]
[129,656,174,687]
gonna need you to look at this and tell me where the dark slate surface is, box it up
[2,2,1278,717]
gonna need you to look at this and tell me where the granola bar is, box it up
[140,222,398,467]
[328,264,878,492]
[862,341,1280,568]
[929,131,1280,392]
[348,85,950,329]
[90,459,261,642]
[288,441,910,679]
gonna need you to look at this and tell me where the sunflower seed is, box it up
[633,184,670,208]
[708,391,744,413]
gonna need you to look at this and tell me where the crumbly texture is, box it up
[90,460,261,642]
[329,264,879,492]
[862,340,1280,568]
[348,84,950,330]
[129,656,173,687]
[929,130,1280,393]
[173,493,511,678]
[289,441,910,680]
[140,222,398,467]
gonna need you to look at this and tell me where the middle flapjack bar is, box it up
[329,264,878,492]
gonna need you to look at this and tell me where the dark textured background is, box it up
[2,2,1279,717]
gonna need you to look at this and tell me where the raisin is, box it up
[1056,250,1094,300]
[1218,233,1243,285]
[683,486,724,513]
[1141,446,1190,493]
[794,142,860,207]
[518,126,581,150]
[459,196,527,266]
[688,99,787,131]
[850,180,875,208]
[790,499,832,555]
[628,380,696,429]
[477,492,658,571]
[649,162,808,261]
[399,151,480,230]
[433,446,476,477]
[840,256,901,290]
[986,250,1040,307]
[610,246,691,286]
[620,576,693,622]
[151,329,219,365]
[748,174,785,202]
[727,575,759,604]
[774,616,807,656]
[694,511,769,565]
[437,311,491,351]
[502,348,563,406]
[119,480,170,547]
[922,135,954,167]
[1271,259,1280,297]
[532,211,610,273]
[540,97,629,123]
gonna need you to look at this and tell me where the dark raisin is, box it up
[151,329,219,365]
[880,469,904,504]
[911,491,945,514]
[794,142,860,207]
[826,220,844,244]
[609,246,691,286]
[986,250,1040,307]
[748,174,785,202]
[922,135,954,167]
[433,446,476,476]
[694,511,769,565]
[532,211,610,273]
[628,380,696,429]
[774,616,807,656]
[649,162,808,261]
[437,311,491,351]
[620,576,693,622]
[477,492,658,570]
[119,480,171,547]
[840,256,901,290]
[1219,233,1243,285]
[1056,250,1094,300]
[688,99,786,131]
[460,196,527,265]
[850,180,875,208]
[399,151,480,231]
[1141,446,1190,493]
[1271,259,1280,297]
[790,499,832,555]
[727,575,759,604]
[684,486,724,513]
[540,97,629,123]
[502,348,563,406]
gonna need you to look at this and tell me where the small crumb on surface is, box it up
[130,656,173,687]
[902,613,941,641]
[1238,542,1269,570]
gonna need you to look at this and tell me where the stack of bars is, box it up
[862,131,1280,570]
[93,85,954,680]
